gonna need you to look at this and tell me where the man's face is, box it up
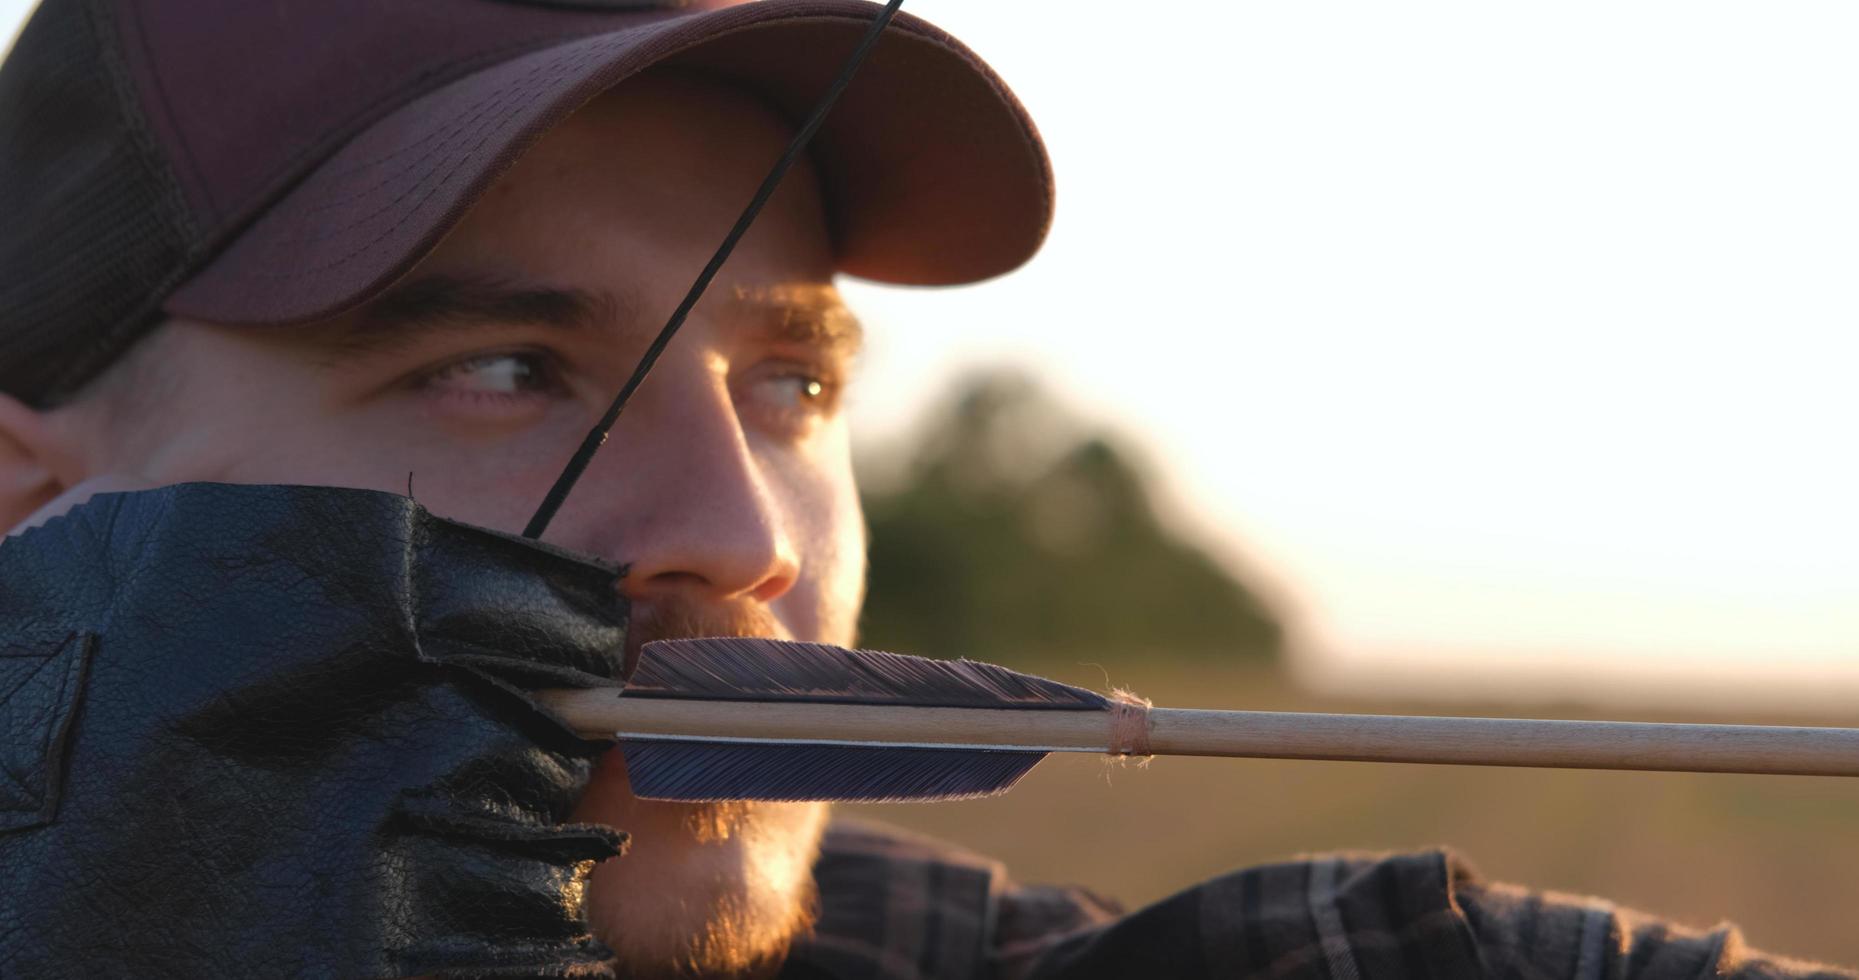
[43,72,860,976]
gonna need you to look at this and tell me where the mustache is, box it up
[622,595,782,679]
[611,596,794,841]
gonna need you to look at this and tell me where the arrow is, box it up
[532,637,1859,802]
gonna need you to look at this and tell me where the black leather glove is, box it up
[0,483,629,978]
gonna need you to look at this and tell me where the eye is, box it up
[423,350,557,398]
[769,374,829,407]
[741,365,843,437]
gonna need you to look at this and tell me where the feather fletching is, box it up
[625,638,1109,709]
[616,638,1109,803]
[620,742,1048,803]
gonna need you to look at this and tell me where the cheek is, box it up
[127,392,584,537]
[767,436,865,648]
[807,490,867,648]
[128,400,370,489]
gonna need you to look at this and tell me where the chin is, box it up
[571,748,829,979]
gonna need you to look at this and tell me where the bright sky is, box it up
[839,2,1859,705]
[7,2,1858,706]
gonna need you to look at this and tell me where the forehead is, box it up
[429,70,833,283]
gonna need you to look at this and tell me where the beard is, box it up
[571,595,830,979]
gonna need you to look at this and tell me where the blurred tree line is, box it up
[858,371,1283,666]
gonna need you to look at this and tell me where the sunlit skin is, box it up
[0,72,863,976]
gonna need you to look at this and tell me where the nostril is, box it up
[745,570,795,604]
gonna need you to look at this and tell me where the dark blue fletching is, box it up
[627,637,1110,709]
[615,638,1110,802]
[620,740,1049,803]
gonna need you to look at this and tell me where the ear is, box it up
[0,393,71,533]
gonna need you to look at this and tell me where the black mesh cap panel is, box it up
[0,0,196,407]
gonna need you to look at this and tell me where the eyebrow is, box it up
[320,272,861,362]
[730,283,865,356]
[325,272,627,359]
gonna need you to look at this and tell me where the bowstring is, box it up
[523,0,907,539]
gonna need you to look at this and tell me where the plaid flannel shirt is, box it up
[778,819,1852,980]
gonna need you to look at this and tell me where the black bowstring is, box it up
[523,0,907,539]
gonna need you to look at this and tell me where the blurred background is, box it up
[837,2,1859,967]
[9,0,1859,967]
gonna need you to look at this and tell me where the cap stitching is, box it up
[214,42,611,272]
[179,6,1050,302]
[194,7,763,248]
[201,29,616,250]
[303,27,656,185]
[286,40,609,222]
[192,11,910,286]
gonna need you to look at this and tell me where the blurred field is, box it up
[842,662,1859,968]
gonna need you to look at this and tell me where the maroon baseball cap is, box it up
[0,0,1052,406]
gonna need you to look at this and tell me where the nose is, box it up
[575,358,800,606]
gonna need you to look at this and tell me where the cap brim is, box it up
[164,0,1052,326]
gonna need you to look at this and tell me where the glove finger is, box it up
[413,514,628,687]
[380,828,620,978]
[396,802,626,865]
[375,677,610,823]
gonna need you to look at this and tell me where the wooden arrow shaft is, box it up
[536,689,1859,777]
